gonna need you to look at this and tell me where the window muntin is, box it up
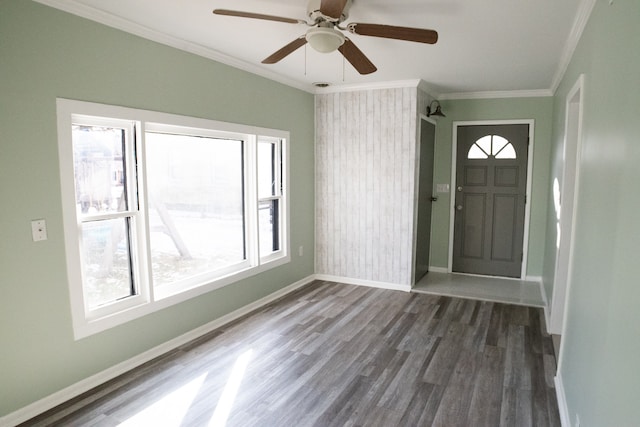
[468,135,517,159]
[58,99,290,338]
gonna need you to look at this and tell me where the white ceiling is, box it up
[38,0,586,96]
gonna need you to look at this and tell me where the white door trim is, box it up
[448,119,535,279]
[550,74,585,337]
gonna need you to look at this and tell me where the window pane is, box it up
[72,125,127,214]
[145,132,245,287]
[468,144,489,159]
[495,143,517,159]
[259,200,280,256]
[492,135,509,155]
[81,218,134,309]
[258,141,276,198]
[476,135,492,155]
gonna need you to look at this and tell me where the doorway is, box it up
[413,117,436,283]
[450,123,532,278]
[549,75,584,335]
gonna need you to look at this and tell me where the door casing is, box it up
[550,75,585,336]
[448,120,535,279]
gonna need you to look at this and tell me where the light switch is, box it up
[436,183,450,193]
[31,219,48,242]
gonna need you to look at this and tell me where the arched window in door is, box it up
[467,135,517,159]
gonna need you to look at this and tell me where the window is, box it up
[467,135,517,159]
[257,137,283,258]
[57,99,289,338]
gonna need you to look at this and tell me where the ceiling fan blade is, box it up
[262,37,308,64]
[338,39,377,75]
[213,9,304,25]
[319,0,349,19]
[348,23,438,44]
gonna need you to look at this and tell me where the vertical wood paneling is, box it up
[315,87,419,285]
[315,95,326,274]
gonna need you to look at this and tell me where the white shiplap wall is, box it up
[315,87,420,286]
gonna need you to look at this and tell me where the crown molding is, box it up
[33,0,597,101]
[313,79,424,94]
[438,0,597,101]
[438,89,553,101]
[33,0,315,94]
[550,0,597,94]
[417,80,441,99]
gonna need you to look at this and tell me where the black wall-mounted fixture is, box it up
[426,100,445,118]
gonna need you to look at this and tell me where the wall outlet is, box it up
[298,246,303,257]
[31,219,48,242]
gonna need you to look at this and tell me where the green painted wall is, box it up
[549,0,640,425]
[428,97,553,278]
[0,0,314,417]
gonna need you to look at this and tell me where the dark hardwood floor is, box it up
[22,281,561,426]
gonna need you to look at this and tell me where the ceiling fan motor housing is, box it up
[307,0,350,23]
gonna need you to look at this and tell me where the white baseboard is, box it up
[428,266,449,273]
[0,275,316,427]
[554,375,571,427]
[538,278,552,335]
[313,274,412,293]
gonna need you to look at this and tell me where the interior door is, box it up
[414,119,436,282]
[453,124,529,278]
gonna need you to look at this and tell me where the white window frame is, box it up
[256,136,285,264]
[57,99,290,339]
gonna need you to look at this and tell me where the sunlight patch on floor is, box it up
[208,348,254,427]
[119,373,207,427]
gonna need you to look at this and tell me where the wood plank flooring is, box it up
[22,281,561,427]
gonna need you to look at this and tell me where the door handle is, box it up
[430,196,438,202]
[456,205,463,211]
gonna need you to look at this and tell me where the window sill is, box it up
[73,254,290,340]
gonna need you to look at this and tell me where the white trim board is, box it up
[314,79,421,94]
[2,274,415,425]
[314,274,412,293]
[439,89,553,101]
[0,275,316,427]
[539,276,552,334]
[448,120,536,280]
[554,375,571,427]
[32,0,596,101]
[550,0,598,93]
[549,74,585,336]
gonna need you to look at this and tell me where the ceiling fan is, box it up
[213,0,438,75]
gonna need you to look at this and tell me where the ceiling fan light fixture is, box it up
[306,27,345,53]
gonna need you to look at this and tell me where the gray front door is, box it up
[452,124,529,278]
